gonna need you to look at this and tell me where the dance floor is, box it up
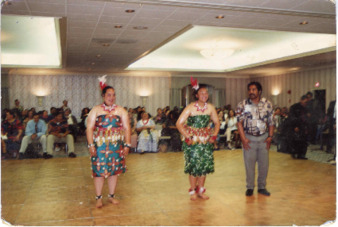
[1,148,336,226]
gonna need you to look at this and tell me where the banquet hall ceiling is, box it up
[1,0,336,76]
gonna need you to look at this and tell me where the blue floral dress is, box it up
[91,114,127,178]
[182,115,214,177]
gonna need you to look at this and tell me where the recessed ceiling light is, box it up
[96,54,101,58]
[299,21,308,25]
[133,26,148,30]
[102,43,110,47]
[125,9,135,13]
[216,15,224,19]
[114,25,123,28]
[91,62,95,65]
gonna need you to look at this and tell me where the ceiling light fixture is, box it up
[125,9,135,13]
[215,15,224,19]
[96,54,101,58]
[133,26,148,30]
[299,21,308,25]
[200,48,235,60]
[114,25,123,28]
[102,43,110,47]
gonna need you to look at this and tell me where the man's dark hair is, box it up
[306,91,313,97]
[301,95,308,100]
[247,81,262,92]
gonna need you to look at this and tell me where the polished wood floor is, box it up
[1,147,336,226]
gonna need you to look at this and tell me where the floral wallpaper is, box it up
[8,74,171,119]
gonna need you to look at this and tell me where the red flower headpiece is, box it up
[98,75,107,90]
[190,76,199,90]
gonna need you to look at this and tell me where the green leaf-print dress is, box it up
[182,115,214,177]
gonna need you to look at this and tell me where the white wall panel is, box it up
[8,74,170,119]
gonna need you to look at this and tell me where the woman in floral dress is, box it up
[136,112,158,153]
[176,80,220,200]
[86,77,131,208]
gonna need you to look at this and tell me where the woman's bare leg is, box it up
[189,175,197,200]
[107,175,119,204]
[197,176,209,200]
[94,177,105,208]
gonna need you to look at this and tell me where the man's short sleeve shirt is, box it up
[236,97,275,136]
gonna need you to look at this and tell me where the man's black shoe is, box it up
[245,189,254,196]
[297,156,308,160]
[258,189,271,196]
[68,152,77,158]
[43,153,53,159]
[19,153,25,160]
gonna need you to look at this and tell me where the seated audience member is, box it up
[61,100,69,112]
[14,99,24,113]
[154,108,166,124]
[226,109,240,149]
[47,112,76,158]
[159,110,182,152]
[19,113,49,159]
[136,112,158,153]
[64,108,79,142]
[47,107,57,123]
[79,107,90,135]
[40,110,49,123]
[1,110,23,159]
[22,109,34,129]
[128,110,138,152]
[215,110,226,149]
[20,109,29,122]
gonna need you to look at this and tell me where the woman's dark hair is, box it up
[102,86,114,96]
[247,81,262,93]
[229,109,235,117]
[7,109,16,118]
[192,84,208,101]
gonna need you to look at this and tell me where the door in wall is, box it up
[314,89,326,115]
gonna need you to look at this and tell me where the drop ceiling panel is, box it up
[1,0,336,75]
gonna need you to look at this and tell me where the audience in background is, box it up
[19,113,47,159]
[22,109,34,129]
[153,108,166,124]
[60,100,69,112]
[128,108,138,152]
[326,100,336,158]
[1,110,23,159]
[159,110,181,152]
[225,109,240,150]
[47,111,76,158]
[2,93,336,161]
[14,99,24,113]
[40,110,49,123]
[64,108,79,142]
[287,95,309,159]
[136,112,158,153]
[79,107,90,135]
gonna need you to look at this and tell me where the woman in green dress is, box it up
[176,80,220,200]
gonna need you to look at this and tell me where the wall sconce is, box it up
[36,96,45,107]
[140,96,148,107]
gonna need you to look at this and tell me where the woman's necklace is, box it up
[101,103,117,113]
[194,101,207,112]
[142,119,149,125]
